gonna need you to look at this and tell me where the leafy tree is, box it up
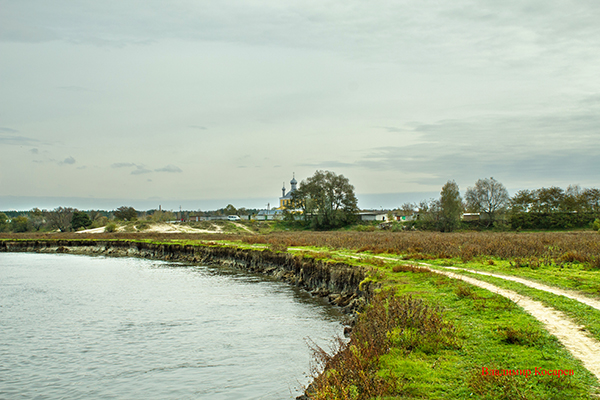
[509,190,536,214]
[71,211,92,231]
[465,177,510,227]
[46,207,75,232]
[11,216,31,232]
[532,187,564,213]
[582,188,600,212]
[150,209,176,222]
[291,170,359,229]
[562,185,585,212]
[439,180,462,232]
[0,212,9,232]
[114,206,137,221]
[223,204,237,215]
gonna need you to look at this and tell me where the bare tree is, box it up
[46,207,74,232]
[465,177,509,227]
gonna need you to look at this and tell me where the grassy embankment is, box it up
[2,231,600,399]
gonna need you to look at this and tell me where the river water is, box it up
[0,253,346,399]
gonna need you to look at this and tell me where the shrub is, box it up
[497,326,541,346]
[455,283,478,299]
[306,291,458,399]
[392,264,428,273]
[104,223,117,233]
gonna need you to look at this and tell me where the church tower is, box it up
[279,173,298,209]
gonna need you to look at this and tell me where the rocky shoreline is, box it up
[0,239,373,314]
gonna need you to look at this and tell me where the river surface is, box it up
[0,253,346,399]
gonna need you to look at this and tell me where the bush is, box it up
[11,216,31,232]
[104,223,117,233]
[71,211,92,231]
[307,291,459,399]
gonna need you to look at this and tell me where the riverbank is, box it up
[0,239,371,314]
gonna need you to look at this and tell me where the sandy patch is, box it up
[77,222,223,234]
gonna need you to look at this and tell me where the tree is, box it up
[28,208,46,231]
[223,204,237,215]
[581,188,600,213]
[291,170,359,229]
[439,180,462,232]
[11,216,31,232]
[399,202,416,216]
[114,206,137,221]
[509,190,536,214]
[562,185,585,212]
[414,198,441,231]
[46,207,75,232]
[71,211,92,231]
[532,187,564,213]
[465,177,510,227]
[0,212,9,232]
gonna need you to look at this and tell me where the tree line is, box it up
[2,172,599,233]
[404,179,600,232]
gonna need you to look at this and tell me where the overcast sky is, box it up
[1,1,599,211]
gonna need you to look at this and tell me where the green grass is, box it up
[364,268,599,399]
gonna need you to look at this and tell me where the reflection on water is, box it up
[0,253,345,399]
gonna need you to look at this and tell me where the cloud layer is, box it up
[1,1,599,209]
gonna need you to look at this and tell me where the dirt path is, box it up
[434,266,600,311]
[330,252,600,381]
[429,268,600,381]
[233,222,255,234]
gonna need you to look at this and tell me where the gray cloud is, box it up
[0,127,19,133]
[59,156,76,166]
[111,162,137,168]
[2,1,600,209]
[155,164,182,173]
[0,134,38,145]
[350,110,600,186]
[111,163,153,174]
[2,1,598,69]
[131,166,152,175]
[30,148,39,154]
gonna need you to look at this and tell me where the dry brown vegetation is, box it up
[241,231,600,267]
[4,230,600,267]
